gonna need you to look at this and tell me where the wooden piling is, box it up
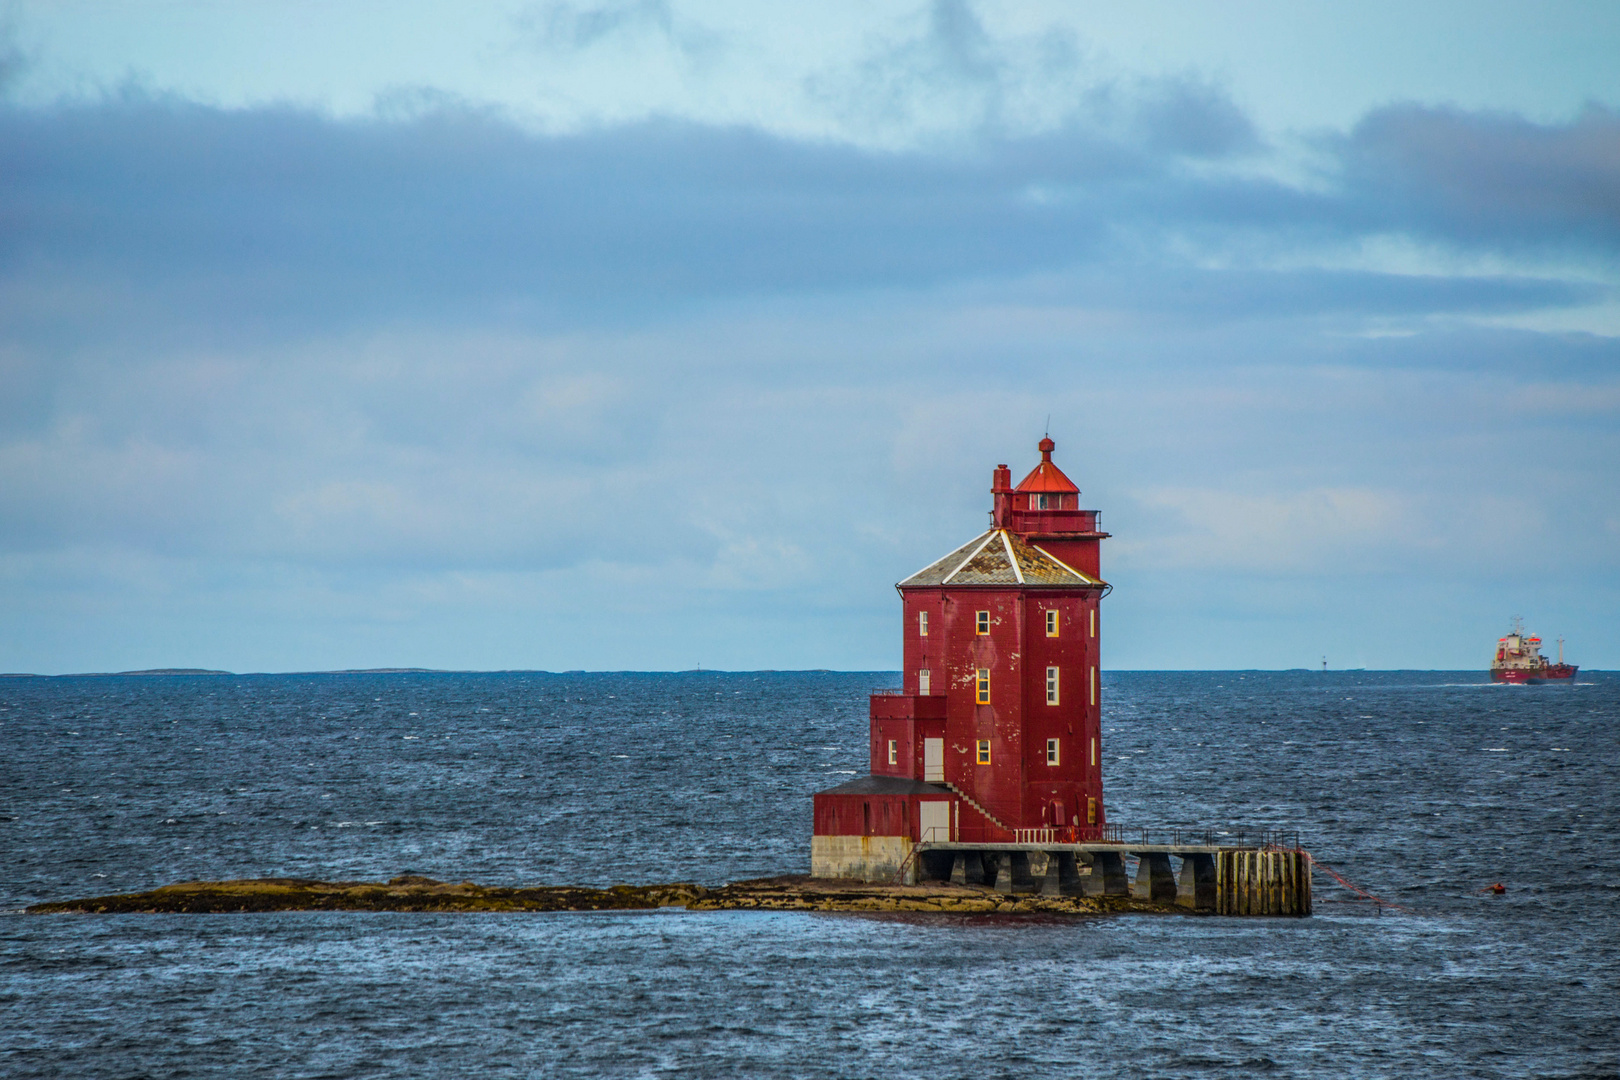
[1216,849,1311,917]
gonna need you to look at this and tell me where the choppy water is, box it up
[2,670,1616,1078]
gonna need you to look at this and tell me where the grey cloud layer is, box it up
[3,94,1612,345]
[1340,103,1620,249]
[1,90,1616,670]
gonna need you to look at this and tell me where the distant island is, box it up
[108,668,234,676]
[2,667,453,678]
[0,668,235,677]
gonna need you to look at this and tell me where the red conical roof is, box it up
[1014,437,1079,493]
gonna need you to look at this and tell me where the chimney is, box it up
[992,464,1013,528]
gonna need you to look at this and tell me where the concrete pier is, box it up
[904,842,1312,916]
[1177,853,1217,910]
[1130,852,1177,903]
[1082,850,1130,896]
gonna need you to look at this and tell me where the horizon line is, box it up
[4,667,1601,678]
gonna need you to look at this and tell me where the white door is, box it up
[923,738,944,782]
[919,800,951,843]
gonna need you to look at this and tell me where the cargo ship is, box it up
[1491,617,1577,683]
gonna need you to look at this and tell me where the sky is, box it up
[1,1,1617,673]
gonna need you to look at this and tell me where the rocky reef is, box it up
[26,875,706,914]
[688,875,1183,915]
[27,874,1195,916]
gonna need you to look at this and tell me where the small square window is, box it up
[1046,609,1059,637]
[1046,666,1059,705]
[976,739,991,765]
[975,667,991,704]
[887,739,898,766]
[918,610,929,636]
[976,610,990,635]
[1046,738,1060,765]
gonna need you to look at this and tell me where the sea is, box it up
[1,669,1616,1079]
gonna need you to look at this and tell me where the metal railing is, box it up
[1012,825,1123,844]
[1010,509,1102,534]
[1149,827,1302,850]
[924,825,1302,849]
[1090,826,1303,849]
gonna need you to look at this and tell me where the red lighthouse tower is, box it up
[811,439,1110,882]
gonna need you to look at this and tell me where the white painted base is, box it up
[810,835,914,884]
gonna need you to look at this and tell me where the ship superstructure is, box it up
[1491,617,1577,684]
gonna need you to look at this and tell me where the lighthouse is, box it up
[811,438,1110,882]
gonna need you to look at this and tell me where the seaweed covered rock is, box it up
[27,877,709,914]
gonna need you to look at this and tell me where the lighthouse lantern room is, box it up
[811,439,1111,882]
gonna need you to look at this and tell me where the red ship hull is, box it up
[1491,665,1578,684]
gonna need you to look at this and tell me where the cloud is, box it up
[0,37,26,101]
[514,0,720,61]
[1,89,1609,359]
[1338,102,1620,250]
[803,0,1260,158]
[1123,486,1420,574]
[1,84,1617,669]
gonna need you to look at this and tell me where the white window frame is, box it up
[918,610,928,637]
[887,739,898,766]
[1046,609,1059,637]
[975,610,990,635]
[1046,738,1060,765]
[918,668,931,695]
[1046,666,1060,705]
[1090,608,1096,637]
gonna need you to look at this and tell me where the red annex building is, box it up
[811,439,1111,882]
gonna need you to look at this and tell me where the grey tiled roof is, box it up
[816,776,952,796]
[899,529,1103,589]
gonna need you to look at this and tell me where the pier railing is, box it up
[1124,827,1302,849]
[978,825,1301,849]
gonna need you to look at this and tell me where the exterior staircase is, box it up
[892,786,1012,883]
[940,781,1013,837]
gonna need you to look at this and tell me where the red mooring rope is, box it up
[1298,848,1415,915]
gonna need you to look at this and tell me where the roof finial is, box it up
[1038,435,1055,461]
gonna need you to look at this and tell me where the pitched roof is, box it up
[816,776,952,796]
[1016,437,1080,493]
[899,529,1103,588]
